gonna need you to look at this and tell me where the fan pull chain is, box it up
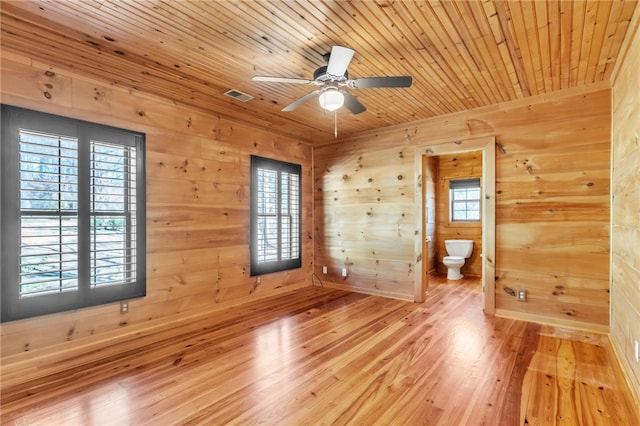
[334,109,338,138]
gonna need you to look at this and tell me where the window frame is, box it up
[449,178,481,222]
[250,155,302,276]
[1,105,146,322]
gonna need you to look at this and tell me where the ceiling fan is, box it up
[252,46,413,115]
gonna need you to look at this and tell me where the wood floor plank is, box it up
[1,276,637,425]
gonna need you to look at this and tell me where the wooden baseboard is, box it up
[494,308,610,334]
[320,281,414,302]
[608,334,640,412]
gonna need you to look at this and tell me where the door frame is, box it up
[414,136,495,315]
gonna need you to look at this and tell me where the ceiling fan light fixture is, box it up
[255,46,412,115]
[318,89,344,111]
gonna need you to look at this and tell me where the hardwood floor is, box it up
[1,275,638,425]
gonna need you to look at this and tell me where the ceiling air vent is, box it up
[224,89,253,102]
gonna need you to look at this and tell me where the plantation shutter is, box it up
[1,105,146,322]
[250,155,302,276]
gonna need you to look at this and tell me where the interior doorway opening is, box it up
[414,136,495,315]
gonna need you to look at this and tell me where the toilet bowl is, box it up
[443,240,473,280]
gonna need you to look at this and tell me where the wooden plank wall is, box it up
[313,143,416,300]
[0,53,313,364]
[314,82,612,331]
[434,152,483,277]
[610,5,640,401]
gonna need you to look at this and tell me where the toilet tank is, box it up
[444,239,473,258]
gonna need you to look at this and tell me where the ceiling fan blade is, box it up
[342,91,366,115]
[326,46,355,77]
[348,76,413,89]
[282,90,320,112]
[252,76,316,85]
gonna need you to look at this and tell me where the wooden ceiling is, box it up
[1,1,637,144]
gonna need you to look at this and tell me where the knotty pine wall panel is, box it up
[314,144,416,299]
[610,7,640,401]
[315,85,612,330]
[0,54,313,362]
[434,152,483,277]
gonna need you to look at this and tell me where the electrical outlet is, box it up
[635,340,639,363]
[256,276,261,284]
[341,268,347,277]
[517,289,527,302]
[322,266,328,274]
[120,302,128,314]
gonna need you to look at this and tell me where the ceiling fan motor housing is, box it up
[314,65,348,82]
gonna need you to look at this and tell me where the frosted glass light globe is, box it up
[318,89,344,111]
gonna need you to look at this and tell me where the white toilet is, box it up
[443,239,473,280]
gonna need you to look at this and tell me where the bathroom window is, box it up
[449,178,480,222]
[250,155,302,276]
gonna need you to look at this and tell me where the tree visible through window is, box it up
[1,105,146,322]
[450,178,481,222]
[250,155,301,276]
[19,129,79,297]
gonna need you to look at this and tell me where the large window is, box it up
[1,105,146,322]
[250,155,301,276]
[450,178,481,222]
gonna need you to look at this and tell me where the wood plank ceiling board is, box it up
[558,0,574,90]
[1,0,637,144]
[465,1,520,101]
[568,0,588,88]
[596,0,635,81]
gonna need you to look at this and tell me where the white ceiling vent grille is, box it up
[224,89,253,102]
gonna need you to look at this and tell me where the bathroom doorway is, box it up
[414,136,495,315]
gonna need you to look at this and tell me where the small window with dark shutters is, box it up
[449,178,481,222]
[250,155,301,276]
